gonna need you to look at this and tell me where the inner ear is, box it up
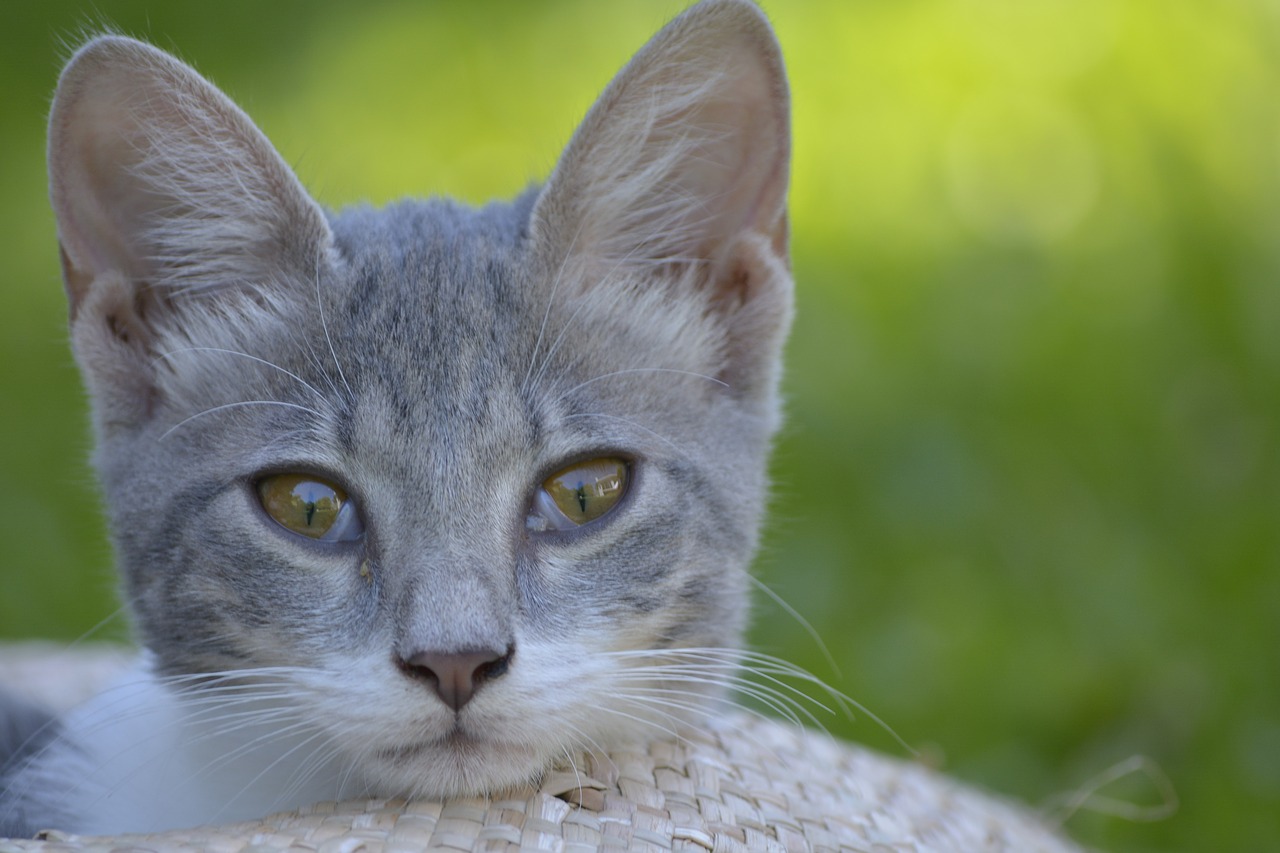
[48,35,332,326]
[530,0,790,282]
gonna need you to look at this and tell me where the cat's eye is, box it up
[257,474,363,542]
[529,457,629,532]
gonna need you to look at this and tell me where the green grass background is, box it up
[2,1,1277,850]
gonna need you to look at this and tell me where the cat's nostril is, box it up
[398,645,514,712]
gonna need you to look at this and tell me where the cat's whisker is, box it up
[586,702,683,743]
[177,701,303,732]
[612,680,814,731]
[608,664,823,728]
[522,219,586,397]
[334,747,370,802]
[600,691,726,740]
[605,660,824,728]
[194,717,319,780]
[612,654,844,719]
[604,691,791,766]
[311,264,353,405]
[559,743,582,791]
[282,739,360,806]
[165,698,302,727]
[154,347,328,403]
[65,606,130,648]
[562,412,683,453]
[160,679,304,696]
[551,368,727,407]
[525,240,653,396]
[605,647,916,755]
[271,745,333,806]
[607,645,837,681]
[291,330,343,400]
[746,575,842,679]
[522,261,627,394]
[155,681,311,700]
[157,664,317,682]
[156,687,303,706]
[250,729,355,814]
[159,400,324,441]
[204,725,335,823]
[554,718,616,779]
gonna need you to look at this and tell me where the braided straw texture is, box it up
[0,646,1082,853]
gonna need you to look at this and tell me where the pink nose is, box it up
[398,646,513,711]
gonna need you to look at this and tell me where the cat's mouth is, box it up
[366,727,546,798]
[377,729,518,765]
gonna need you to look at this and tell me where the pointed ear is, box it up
[49,35,332,312]
[48,35,332,423]
[531,0,789,266]
[530,0,791,393]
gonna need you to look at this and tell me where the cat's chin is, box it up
[359,733,547,799]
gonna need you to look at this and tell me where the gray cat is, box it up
[0,0,791,836]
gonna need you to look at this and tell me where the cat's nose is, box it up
[397,645,514,711]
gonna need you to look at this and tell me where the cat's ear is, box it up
[530,0,791,392]
[48,35,331,422]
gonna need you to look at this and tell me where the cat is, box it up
[0,0,792,837]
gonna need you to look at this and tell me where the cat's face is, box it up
[48,0,790,798]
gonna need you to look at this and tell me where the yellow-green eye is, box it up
[257,474,363,542]
[530,457,629,531]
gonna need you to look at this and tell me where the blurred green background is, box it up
[2,1,1277,850]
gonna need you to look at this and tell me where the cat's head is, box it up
[48,0,790,797]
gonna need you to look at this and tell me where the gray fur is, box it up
[4,0,793,834]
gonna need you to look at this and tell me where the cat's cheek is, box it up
[519,487,685,597]
[176,487,380,655]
